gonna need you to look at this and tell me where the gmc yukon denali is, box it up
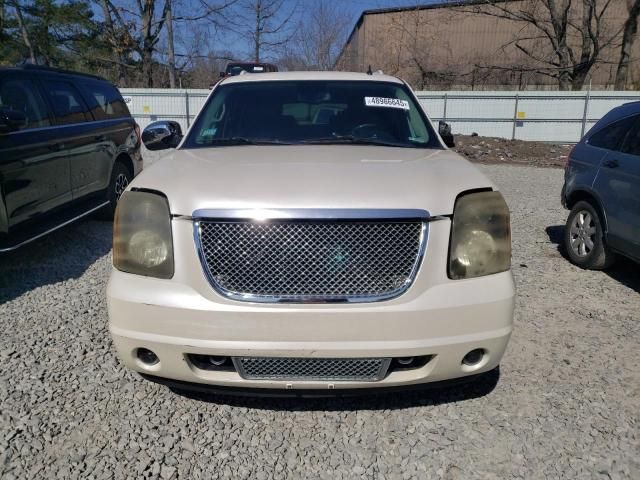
[107,72,515,394]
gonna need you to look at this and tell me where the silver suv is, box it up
[108,72,514,394]
[562,101,640,269]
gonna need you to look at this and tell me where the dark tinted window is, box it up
[0,77,50,130]
[588,115,636,151]
[78,80,129,120]
[620,117,640,156]
[43,79,89,125]
[185,80,437,149]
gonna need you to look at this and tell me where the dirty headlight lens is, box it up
[449,191,511,279]
[113,191,174,278]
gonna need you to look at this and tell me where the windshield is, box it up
[183,80,439,149]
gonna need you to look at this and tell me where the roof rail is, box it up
[19,64,106,81]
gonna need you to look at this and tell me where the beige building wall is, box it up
[336,1,639,90]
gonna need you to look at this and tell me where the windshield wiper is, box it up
[205,137,293,146]
[301,135,416,148]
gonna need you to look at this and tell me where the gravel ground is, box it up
[1,165,638,480]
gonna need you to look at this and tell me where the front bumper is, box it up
[108,217,515,391]
[108,222,515,392]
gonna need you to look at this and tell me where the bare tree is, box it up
[165,0,176,87]
[164,0,237,87]
[614,0,640,89]
[161,0,238,87]
[0,0,6,34]
[467,0,623,90]
[186,48,234,86]
[8,0,36,63]
[96,0,170,87]
[235,0,298,62]
[139,0,172,87]
[293,0,349,70]
[384,6,460,89]
[98,0,235,87]
[97,0,136,85]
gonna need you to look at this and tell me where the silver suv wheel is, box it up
[563,200,615,270]
[568,209,596,257]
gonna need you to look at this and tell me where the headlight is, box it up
[449,191,511,279]
[113,191,174,278]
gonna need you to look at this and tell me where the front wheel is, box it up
[563,200,615,270]
[104,162,132,219]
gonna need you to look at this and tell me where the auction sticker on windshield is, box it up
[364,97,410,110]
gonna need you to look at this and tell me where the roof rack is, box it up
[18,64,106,81]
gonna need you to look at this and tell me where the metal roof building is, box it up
[336,1,639,90]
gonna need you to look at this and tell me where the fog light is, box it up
[390,355,434,372]
[137,348,159,366]
[208,356,228,367]
[187,354,235,372]
[462,349,485,366]
[397,357,414,366]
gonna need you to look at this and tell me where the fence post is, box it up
[580,89,591,138]
[443,93,448,122]
[511,93,519,140]
[185,90,190,128]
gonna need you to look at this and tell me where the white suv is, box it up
[108,72,514,394]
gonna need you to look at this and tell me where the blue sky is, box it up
[330,0,426,22]
[207,0,430,60]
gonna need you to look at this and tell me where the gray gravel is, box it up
[1,164,638,480]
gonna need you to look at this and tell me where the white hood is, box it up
[132,145,495,217]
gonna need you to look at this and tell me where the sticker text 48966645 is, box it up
[364,97,410,110]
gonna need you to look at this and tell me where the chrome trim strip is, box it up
[192,208,430,221]
[0,201,109,253]
[0,118,132,135]
[192,209,430,304]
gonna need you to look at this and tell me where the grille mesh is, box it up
[234,357,390,381]
[197,220,423,302]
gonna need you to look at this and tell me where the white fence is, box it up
[120,88,640,144]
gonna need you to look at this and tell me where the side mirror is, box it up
[0,107,28,133]
[141,121,183,151]
[438,121,455,148]
[219,71,225,78]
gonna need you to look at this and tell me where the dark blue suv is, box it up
[0,65,142,252]
[562,101,640,269]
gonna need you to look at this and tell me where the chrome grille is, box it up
[234,357,391,381]
[196,217,425,303]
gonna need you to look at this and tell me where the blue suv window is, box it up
[77,80,129,120]
[0,78,50,130]
[588,115,637,151]
[43,79,90,125]
[620,119,640,156]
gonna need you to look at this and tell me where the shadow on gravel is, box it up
[164,368,500,411]
[546,225,639,294]
[0,219,112,304]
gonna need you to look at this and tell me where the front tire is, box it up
[563,200,615,270]
[104,162,132,219]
